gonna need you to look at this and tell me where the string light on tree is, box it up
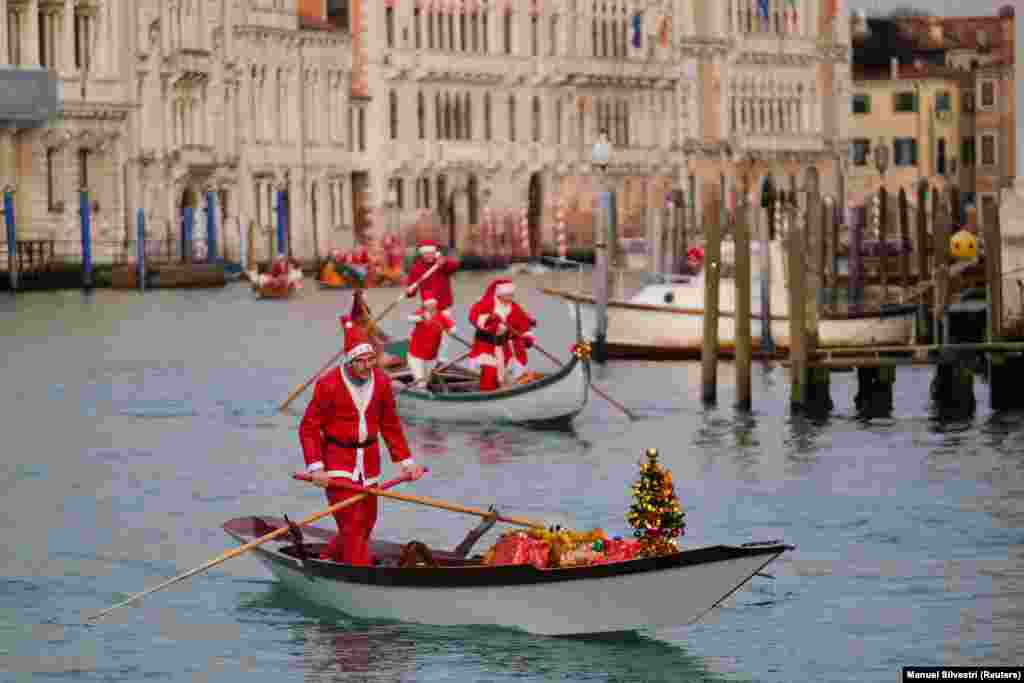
[627,448,686,558]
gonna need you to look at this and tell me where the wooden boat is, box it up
[222,515,792,637]
[253,281,295,299]
[253,267,304,299]
[383,337,590,428]
[544,240,918,360]
[317,278,354,289]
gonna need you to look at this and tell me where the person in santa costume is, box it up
[508,308,538,382]
[299,322,426,566]
[340,290,389,358]
[407,298,456,387]
[405,239,460,361]
[467,278,535,391]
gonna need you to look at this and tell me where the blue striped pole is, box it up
[80,189,93,289]
[276,190,287,257]
[136,208,146,292]
[206,191,217,262]
[3,188,17,292]
[182,206,194,262]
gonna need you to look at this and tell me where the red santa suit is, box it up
[508,311,538,381]
[407,299,456,383]
[468,278,534,391]
[299,323,415,566]
[405,240,460,312]
[406,239,460,362]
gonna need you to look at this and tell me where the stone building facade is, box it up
[848,8,1016,231]
[2,0,851,265]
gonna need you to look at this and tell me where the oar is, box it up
[294,472,547,530]
[279,261,443,412]
[531,341,637,421]
[452,329,636,421]
[366,260,443,329]
[86,474,413,622]
[395,348,475,397]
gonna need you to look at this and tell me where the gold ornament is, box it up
[950,229,977,261]
[572,342,593,361]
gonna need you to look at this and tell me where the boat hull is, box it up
[386,341,590,427]
[223,519,790,636]
[550,292,917,360]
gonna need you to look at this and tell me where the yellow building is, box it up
[849,9,1016,230]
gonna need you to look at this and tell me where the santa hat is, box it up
[341,319,375,363]
[484,277,515,300]
[349,289,371,321]
[417,239,439,256]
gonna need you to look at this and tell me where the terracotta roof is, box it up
[853,12,1015,72]
[893,15,1014,63]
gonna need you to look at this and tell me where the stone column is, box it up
[20,0,38,67]
[313,172,329,257]
[340,175,353,230]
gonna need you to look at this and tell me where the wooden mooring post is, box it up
[735,194,752,410]
[701,207,722,404]
[786,194,807,408]
[855,366,895,417]
[931,189,952,344]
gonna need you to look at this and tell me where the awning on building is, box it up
[0,67,58,127]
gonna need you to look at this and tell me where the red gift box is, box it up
[489,533,551,569]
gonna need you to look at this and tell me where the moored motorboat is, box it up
[543,239,917,359]
[222,515,792,637]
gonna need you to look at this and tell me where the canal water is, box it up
[1,270,1021,682]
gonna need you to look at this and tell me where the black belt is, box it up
[474,330,510,346]
[324,434,378,450]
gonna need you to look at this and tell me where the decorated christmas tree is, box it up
[627,448,686,557]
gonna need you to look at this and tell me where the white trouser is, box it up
[408,354,437,383]
[508,359,528,380]
[436,332,451,363]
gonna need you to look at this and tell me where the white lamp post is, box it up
[387,184,399,242]
[591,129,614,363]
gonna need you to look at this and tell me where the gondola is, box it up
[222,515,792,637]
[383,337,590,429]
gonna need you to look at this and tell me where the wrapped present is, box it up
[484,532,551,569]
[558,544,602,567]
[592,538,642,564]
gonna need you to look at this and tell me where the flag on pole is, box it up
[786,0,798,31]
[757,0,770,29]
[657,15,671,48]
[632,13,642,48]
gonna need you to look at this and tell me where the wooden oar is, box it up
[294,472,547,530]
[451,330,636,420]
[531,341,637,421]
[279,261,443,412]
[86,474,412,622]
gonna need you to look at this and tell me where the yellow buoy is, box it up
[950,229,978,260]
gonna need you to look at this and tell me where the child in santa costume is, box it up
[299,322,426,566]
[508,309,538,382]
[467,278,535,391]
[407,298,456,386]
[405,239,460,361]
